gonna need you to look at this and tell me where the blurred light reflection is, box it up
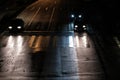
[17,36,23,47]
[17,36,24,53]
[69,22,74,30]
[7,36,14,48]
[75,36,80,47]
[82,34,88,48]
[69,36,74,47]
[2,35,31,73]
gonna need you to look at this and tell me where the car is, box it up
[74,24,87,32]
[69,13,83,22]
[8,18,24,33]
[74,19,87,32]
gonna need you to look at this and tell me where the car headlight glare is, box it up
[78,15,82,18]
[83,25,86,28]
[75,25,78,28]
[71,14,75,18]
[8,26,12,29]
[17,26,21,29]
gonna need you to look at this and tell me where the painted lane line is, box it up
[114,37,120,48]
[48,7,55,30]
[27,7,41,26]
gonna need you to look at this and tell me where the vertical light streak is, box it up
[7,36,14,48]
[69,36,74,47]
[29,36,36,47]
[34,36,42,48]
[75,36,80,47]
[69,22,74,31]
[17,36,24,53]
[71,22,74,28]
[82,35,88,48]
[17,36,23,47]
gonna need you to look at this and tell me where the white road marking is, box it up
[48,7,55,30]
[114,37,120,48]
[28,7,41,26]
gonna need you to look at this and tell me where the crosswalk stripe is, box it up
[28,36,36,47]
[33,36,41,48]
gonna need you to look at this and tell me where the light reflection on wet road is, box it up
[0,32,79,79]
[0,0,105,79]
[0,32,105,80]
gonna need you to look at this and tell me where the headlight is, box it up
[71,14,75,18]
[83,25,86,28]
[75,25,78,28]
[17,26,21,29]
[8,26,12,29]
[83,25,87,30]
[78,14,82,18]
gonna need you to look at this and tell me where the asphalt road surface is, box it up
[0,0,105,80]
[17,0,60,31]
[0,32,105,80]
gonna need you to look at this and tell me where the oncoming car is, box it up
[74,24,87,32]
[8,18,24,33]
[69,13,83,22]
[69,12,87,32]
[73,19,87,32]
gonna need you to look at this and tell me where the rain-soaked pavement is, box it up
[0,32,105,80]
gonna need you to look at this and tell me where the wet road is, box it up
[17,0,60,31]
[0,0,105,80]
[0,32,105,80]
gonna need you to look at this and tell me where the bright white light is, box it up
[17,26,21,29]
[69,36,74,47]
[17,36,23,47]
[71,14,75,18]
[7,36,14,48]
[75,36,80,47]
[82,35,88,47]
[78,15,82,18]
[75,25,78,28]
[83,25,87,30]
[8,26,12,29]
[16,36,24,54]
[83,25,86,28]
